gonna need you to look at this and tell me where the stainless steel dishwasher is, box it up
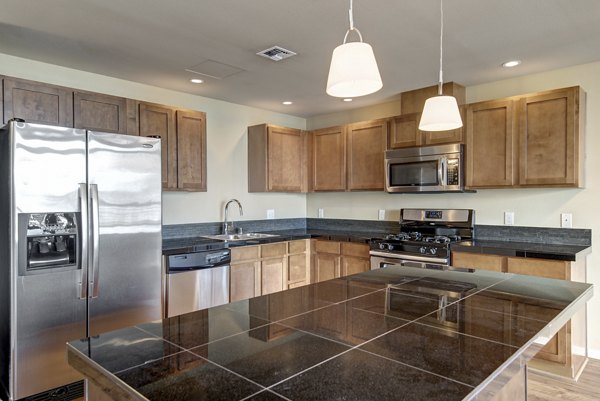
[164,247,231,318]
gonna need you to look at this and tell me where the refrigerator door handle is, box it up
[78,183,89,299]
[90,184,100,298]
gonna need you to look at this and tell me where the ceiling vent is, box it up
[257,46,297,61]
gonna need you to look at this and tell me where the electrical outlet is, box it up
[561,213,572,228]
[318,208,324,218]
[378,209,385,220]
[504,211,514,226]
[266,209,275,219]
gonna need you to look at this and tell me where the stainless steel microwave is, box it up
[385,143,464,193]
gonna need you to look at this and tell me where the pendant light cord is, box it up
[343,0,363,43]
[438,0,444,95]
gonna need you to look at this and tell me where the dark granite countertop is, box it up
[451,240,591,261]
[67,266,592,401]
[162,229,379,255]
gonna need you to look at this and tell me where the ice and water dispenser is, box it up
[19,213,79,275]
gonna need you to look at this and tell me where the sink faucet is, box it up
[223,199,243,235]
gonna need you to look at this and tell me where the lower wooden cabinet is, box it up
[312,240,370,283]
[451,250,586,378]
[229,240,310,302]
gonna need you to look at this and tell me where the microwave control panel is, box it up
[446,159,460,185]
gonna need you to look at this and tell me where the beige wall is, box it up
[0,53,307,224]
[307,60,600,357]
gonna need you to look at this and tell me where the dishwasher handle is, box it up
[166,250,231,273]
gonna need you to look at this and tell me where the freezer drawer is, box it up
[165,265,230,318]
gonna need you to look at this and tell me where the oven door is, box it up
[385,154,446,193]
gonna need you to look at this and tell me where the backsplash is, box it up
[474,225,591,246]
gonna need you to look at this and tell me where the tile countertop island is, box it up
[67,266,592,401]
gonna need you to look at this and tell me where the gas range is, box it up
[370,209,474,267]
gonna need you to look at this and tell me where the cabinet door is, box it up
[288,253,308,287]
[518,87,582,187]
[268,126,304,192]
[464,294,513,345]
[3,77,73,126]
[515,303,567,364]
[261,257,286,295]
[347,119,388,191]
[466,99,516,188]
[341,256,370,277]
[74,91,128,134]
[176,110,207,191]
[506,257,569,280]
[139,102,177,189]
[312,126,346,191]
[230,262,260,302]
[314,253,340,283]
[422,108,465,145]
[388,113,421,149]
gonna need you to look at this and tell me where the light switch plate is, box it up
[378,209,385,220]
[318,208,324,218]
[504,211,514,225]
[561,213,572,228]
[266,209,275,219]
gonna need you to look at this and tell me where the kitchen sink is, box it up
[202,232,279,241]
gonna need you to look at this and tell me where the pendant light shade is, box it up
[326,0,382,98]
[419,0,463,131]
[419,95,462,131]
[327,42,382,97]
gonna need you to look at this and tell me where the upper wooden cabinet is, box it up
[139,102,177,190]
[312,125,347,191]
[176,110,207,191]
[248,124,306,192]
[139,102,207,192]
[3,77,73,126]
[388,110,464,150]
[466,99,516,188]
[518,87,584,187]
[347,119,388,191]
[73,91,129,135]
[465,86,585,189]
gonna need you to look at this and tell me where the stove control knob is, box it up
[419,246,427,254]
[378,243,386,250]
[429,247,438,255]
[387,244,395,251]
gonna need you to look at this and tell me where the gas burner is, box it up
[408,231,422,241]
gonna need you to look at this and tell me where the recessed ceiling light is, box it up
[502,60,521,68]
[343,98,353,102]
[282,101,293,105]
[190,78,204,84]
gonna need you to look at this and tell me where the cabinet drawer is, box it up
[452,252,505,272]
[507,258,569,280]
[288,239,307,254]
[315,240,341,254]
[230,245,260,263]
[261,242,287,258]
[341,242,370,258]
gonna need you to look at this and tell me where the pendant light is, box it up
[326,0,382,98]
[419,0,463,131]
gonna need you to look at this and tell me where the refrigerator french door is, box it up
[0,122,162,401]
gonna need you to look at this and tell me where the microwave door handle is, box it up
[440,158,447,186]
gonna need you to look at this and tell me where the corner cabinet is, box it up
[138,102,207,191]
[248,124,307,192]
[465,86,585,189]
[451,251,587,379]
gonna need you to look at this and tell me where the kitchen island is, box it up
[67,265,592,401]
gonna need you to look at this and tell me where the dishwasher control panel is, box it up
[167,249,231,273]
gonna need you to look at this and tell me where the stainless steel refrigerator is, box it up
[0,121,162,401]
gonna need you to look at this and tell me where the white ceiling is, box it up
[1,0,600,117]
